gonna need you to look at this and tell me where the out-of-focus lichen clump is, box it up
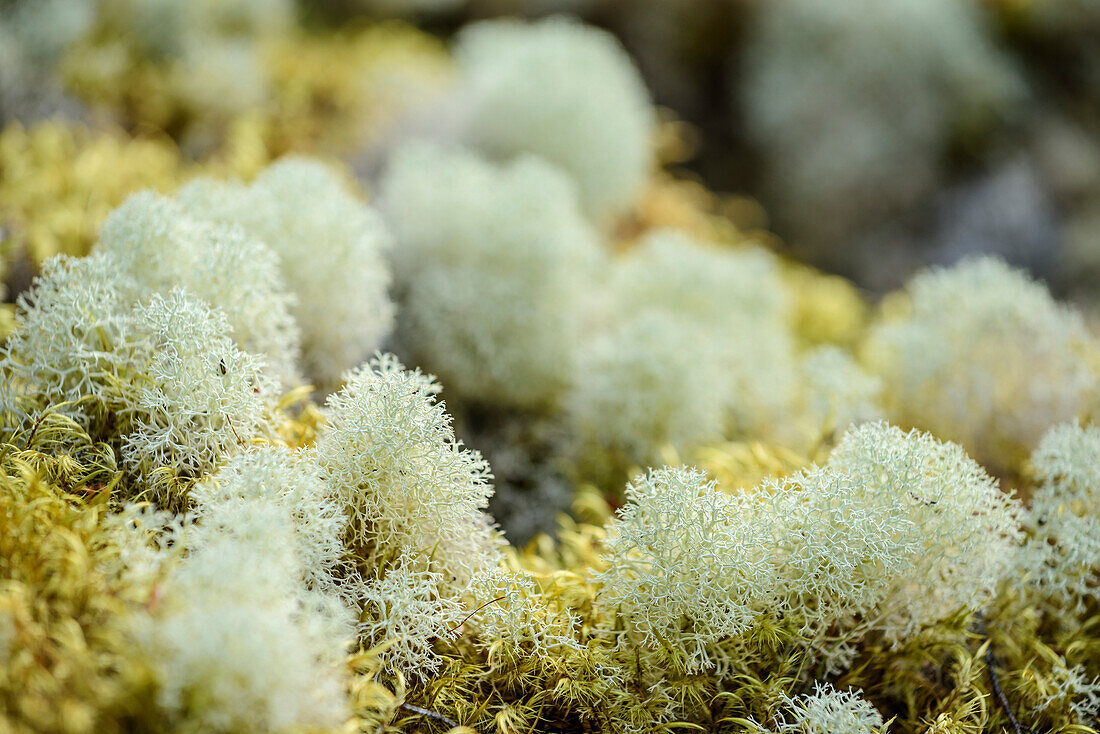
[740,0,1022,266]
[864,256,1100,471]
[454,16,655,221]
[380,141,605,410]
[4,2,1100,734]
[178,157,395,388]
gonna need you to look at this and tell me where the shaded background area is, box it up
[3,0,1100,298]
[302,0,1100,296]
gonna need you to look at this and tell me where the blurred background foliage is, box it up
[2,0,1099,300]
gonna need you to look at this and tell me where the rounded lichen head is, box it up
[864,256,1100,471]
[455,16,656,221]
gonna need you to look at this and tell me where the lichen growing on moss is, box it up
[3,7,1100,734]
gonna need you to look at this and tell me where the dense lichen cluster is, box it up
[3,4,1100,734]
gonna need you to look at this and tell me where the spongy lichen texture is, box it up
[4,9,1100,734]
[177,158,394,388]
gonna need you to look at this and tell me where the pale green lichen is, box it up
[455,15,655,220]
[865,257,1100,470]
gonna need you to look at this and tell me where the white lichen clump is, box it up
[568,229,797,463]
[821,422,1023,642]
[597,466,776,672]
[178,158,394,387]
[796,345,884,439]
[1,255,278,490]
[315,353,507,678]
[598,423,1021,672]
[455,16,655,220]
[381,143,603,409]
[120,290,277,487]
[1018,422,1100,608]
[314,353,502,588]
[2,254,145,423]
[130,511,350,734]
[96,191,303,390]
[610,230,787,326]
[359,557,465,677]
[109,443,357,734]
[763,684,887,734]
[462,566,580,663]
[568,311,733,465]
[190,446,351,600]
[864,257,1100,469]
